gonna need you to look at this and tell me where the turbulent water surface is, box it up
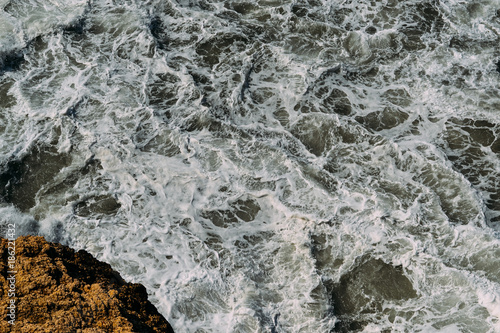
[1,0,500,332]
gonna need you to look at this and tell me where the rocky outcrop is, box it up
[0,235,174,333]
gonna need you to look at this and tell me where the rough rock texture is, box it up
[0,236,174,333]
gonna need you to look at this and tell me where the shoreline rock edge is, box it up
[0,235,174,333]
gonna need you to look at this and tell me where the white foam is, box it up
[1,0,500,331]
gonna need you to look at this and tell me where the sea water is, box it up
[1,0,500,332]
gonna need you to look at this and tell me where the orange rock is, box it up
[0,236,174,333]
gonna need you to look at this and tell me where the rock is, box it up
[0,236,174,333]
[330,258,416,332]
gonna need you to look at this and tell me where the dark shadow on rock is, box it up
[149,15,169,50]
[326,257,417,332]
[202,196,261,228]
[73,195,121,217]
[0,144,72,212]
[0,50,25,74]
[64,16,87,35]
